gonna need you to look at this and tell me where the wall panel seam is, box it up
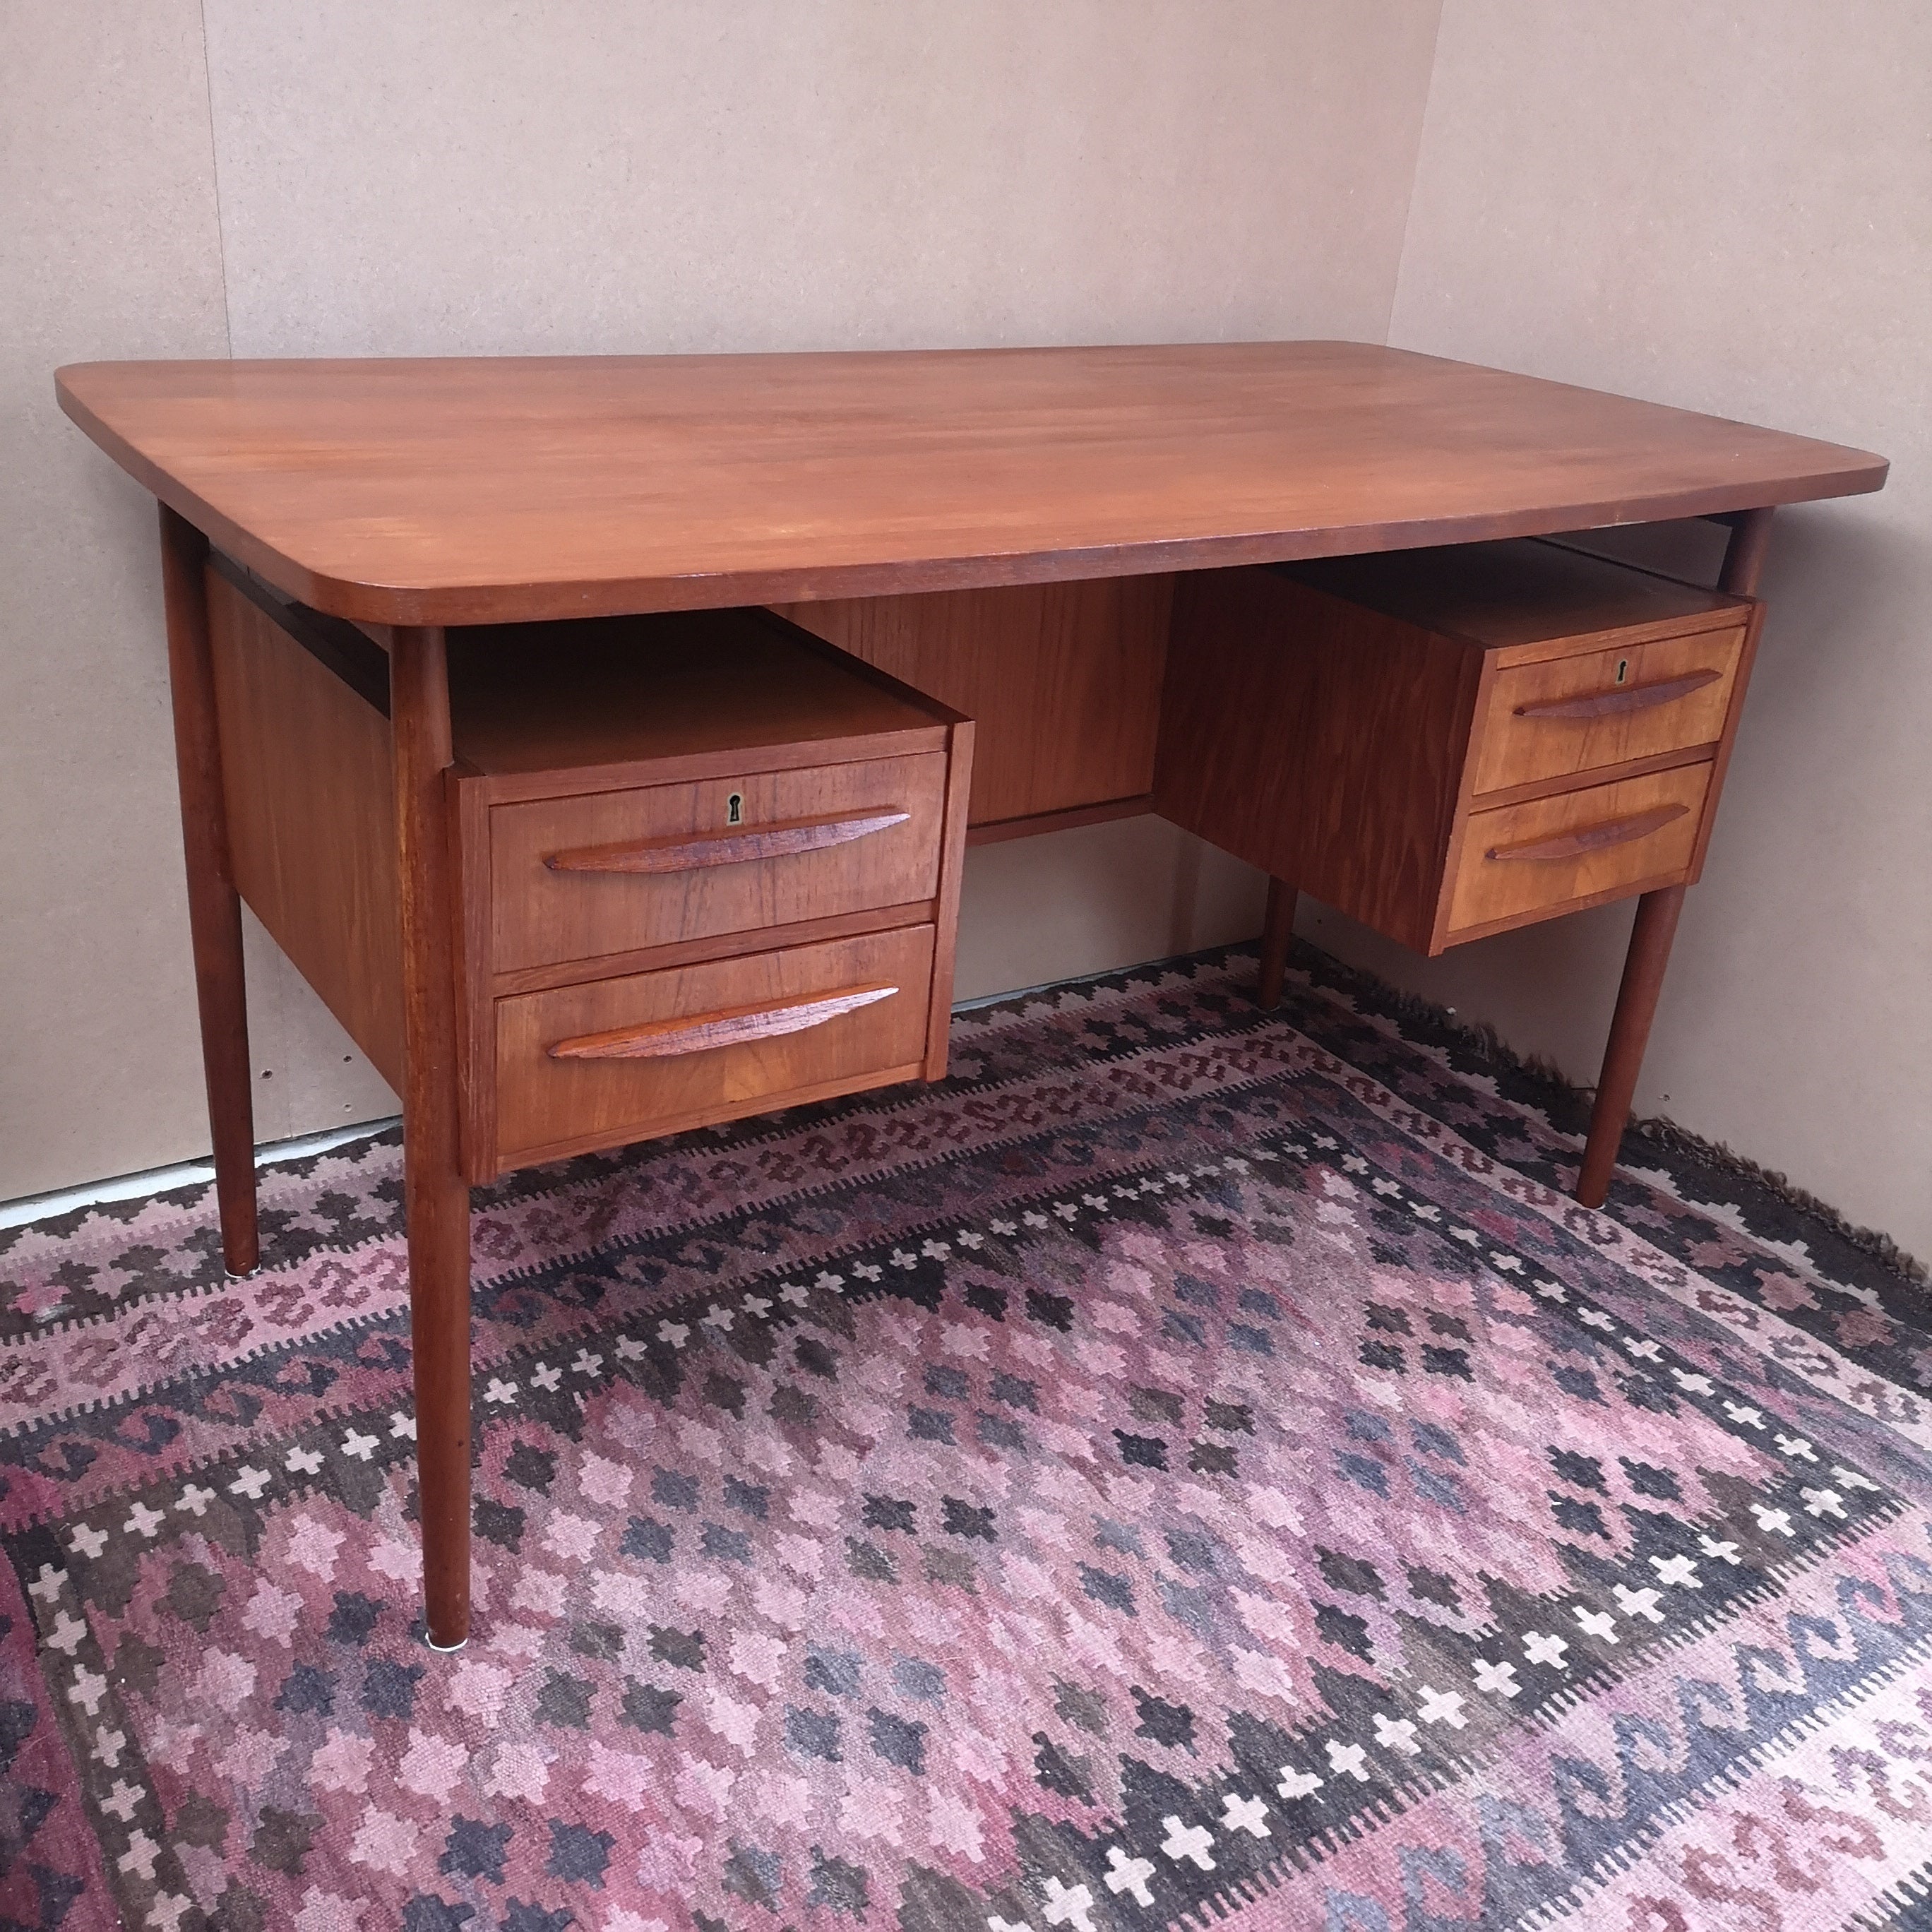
[1385,0,1453,347]
[196,0,234,355]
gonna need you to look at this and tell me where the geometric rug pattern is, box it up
[2,944,1930,1931]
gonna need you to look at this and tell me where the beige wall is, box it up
[1,0,1438,1198]
[0,6,387,1198]
[1310,0,1930,1259]
[6,3,1924,1260]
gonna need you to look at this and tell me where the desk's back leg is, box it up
[158,507,259,1276]
[390,624,474,1651]
[1257,878,1298,1008]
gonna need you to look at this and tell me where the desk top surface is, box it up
[56,340,1886,627]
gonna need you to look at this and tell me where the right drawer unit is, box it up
[1154,536,1760,957]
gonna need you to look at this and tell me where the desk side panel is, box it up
[207,569,405,1088]
[1155,568,1480,953]
[773,576,1170,832]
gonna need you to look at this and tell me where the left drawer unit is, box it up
[1155,538,1759,959]
[200,560,973,1183]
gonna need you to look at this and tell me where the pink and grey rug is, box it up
[3,946,1931,1932]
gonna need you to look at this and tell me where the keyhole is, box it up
[1614,658,1629,685]
[727,792,744,825]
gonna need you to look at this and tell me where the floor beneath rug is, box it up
[3,943,1929,1932]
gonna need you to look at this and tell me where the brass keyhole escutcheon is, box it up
[1615,658,1629,685]
[727,792,744,825]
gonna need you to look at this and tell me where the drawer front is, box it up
[490,751,948,972]
[1447,763,1710,936]
[1472,625,1744,796]
[495,924,936,1164]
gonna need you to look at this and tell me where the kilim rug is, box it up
[3,944,1931,1932]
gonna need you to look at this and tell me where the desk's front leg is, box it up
[389,624,473,1650]
[158,506,259,1275]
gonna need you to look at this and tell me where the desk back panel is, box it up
[773,576,1169,833]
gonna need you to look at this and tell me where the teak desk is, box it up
[55,342,1888,1648]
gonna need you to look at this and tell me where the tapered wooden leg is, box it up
[1718,505,1775,597]
[1257,878,1297,1008]
[390,624,472,1650]
[157,507,258,1276]
[1576,884,1686,1208]
[1573,506,1771,1209]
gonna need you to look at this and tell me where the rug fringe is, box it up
[1261,939,1929,1288]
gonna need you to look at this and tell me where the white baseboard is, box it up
[0,1117,402,1232]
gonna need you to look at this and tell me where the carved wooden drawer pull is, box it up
[1513,669,1722,722]
[549,983,898,1061]
[545,809,910,875]
[1485,803,1689,865]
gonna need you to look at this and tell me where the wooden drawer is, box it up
[1447,763,1710,938]
[494,923,936,1167]
[1472,624,1745,796]
[489,751,948,972]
